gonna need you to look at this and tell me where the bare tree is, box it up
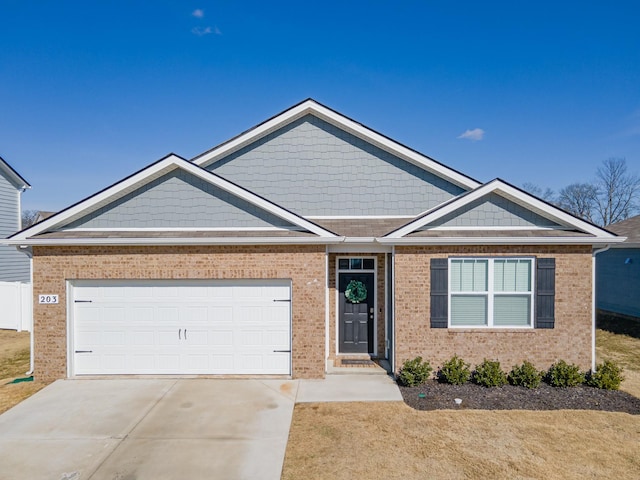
[21,209,39,229]
[593,158,640,226]
[557,183,597,222]
[522,182,556,203]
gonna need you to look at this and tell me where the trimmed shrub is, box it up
[508,361,543,389]
[587,360,624,390]
[473,359,508,387]
[547,360,585,387]
[398,357,433,386]
[438,355,471,385]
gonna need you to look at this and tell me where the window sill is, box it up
[446,328,536,333]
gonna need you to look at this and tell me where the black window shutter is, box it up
[430,258,448,328]
[535,258,555,329]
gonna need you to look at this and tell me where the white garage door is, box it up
[71,280,291,375]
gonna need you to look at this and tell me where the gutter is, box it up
[3,236,346,246]
[376,237,626,246]
[591,245,612,372]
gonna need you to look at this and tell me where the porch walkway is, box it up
[296,373,402,403]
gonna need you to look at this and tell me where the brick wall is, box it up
[393,245,593,373]
[32,245,326,382]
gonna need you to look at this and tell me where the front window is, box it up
[449,258,533,328]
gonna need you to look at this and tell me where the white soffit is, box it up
[10,154,338,241]
[192,99,481,190]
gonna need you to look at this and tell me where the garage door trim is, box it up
[67,279,292,377]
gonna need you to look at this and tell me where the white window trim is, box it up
[448,257,535,329]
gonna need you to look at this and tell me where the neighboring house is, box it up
[7,99,623,382]
[596,215,640,319]
[34,211,55,224]
[0,156,30,282]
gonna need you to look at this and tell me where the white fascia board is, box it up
[3,236,346,247]
[193,100,480,190]
[11,154,337,241]
[387,179,620,239]
[376,236,627,246]
[0,159,30,190]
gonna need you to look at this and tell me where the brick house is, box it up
[7,99,623,382]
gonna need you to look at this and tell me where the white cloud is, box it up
[191,25,222,36]
[457,128,485,141]
[191,26,212,36]
[192,9,204,18]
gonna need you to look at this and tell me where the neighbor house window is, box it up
[449,258,533,328]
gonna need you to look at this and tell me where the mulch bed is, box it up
[399,380,640,414]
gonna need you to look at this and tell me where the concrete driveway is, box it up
[0,379,298,480]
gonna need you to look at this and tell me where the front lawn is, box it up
[283,316,640,479]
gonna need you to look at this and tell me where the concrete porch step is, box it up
[326,358,392,376]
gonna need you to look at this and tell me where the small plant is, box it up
[547,360,585,387]
[438,355,471,385]
[473,359,507,387]
[508,361,543,389]
[587,360,624,390]
[398,357,433,386]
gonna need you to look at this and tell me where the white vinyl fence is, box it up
[0,281,32,331]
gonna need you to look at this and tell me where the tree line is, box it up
[523,157,639,227]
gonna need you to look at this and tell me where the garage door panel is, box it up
[210,330,233,346]
[132,307,154,322]
[72,280,291,375]
[158,307,179,323]
[103,286,126,298]
[158,330,180,346]
[210,306,233,323]
[132,331,154,346]
[186,306,208,323]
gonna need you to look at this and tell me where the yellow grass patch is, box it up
[0,330,47,415]
[282,402,640,480]
[597,327,640,398]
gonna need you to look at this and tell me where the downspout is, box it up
[592,245,611,372]
[325,245,330,373]
[16,245,34,375]
[390,245,396,375]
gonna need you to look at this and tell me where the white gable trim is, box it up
[10,154,338,241]
[0,157,30,190]
[386,179,620,239]
[192,99,481,190]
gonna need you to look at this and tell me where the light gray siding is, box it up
[207,115,466,216]
[63,170,298,230]
[424,193,562,229]
[0,173,30,282]
[597,248,640,318]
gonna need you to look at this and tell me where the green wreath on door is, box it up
[345,280,367,303]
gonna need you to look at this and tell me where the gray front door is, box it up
[339,272,374,354]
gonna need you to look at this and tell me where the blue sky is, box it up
[1,1,639,211]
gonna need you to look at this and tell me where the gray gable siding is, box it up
[425,193,562,229]
[0,172,30,282]
[207,115,466,216]
[62,170,298,230]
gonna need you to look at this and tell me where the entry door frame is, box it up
[336,256,377,356]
